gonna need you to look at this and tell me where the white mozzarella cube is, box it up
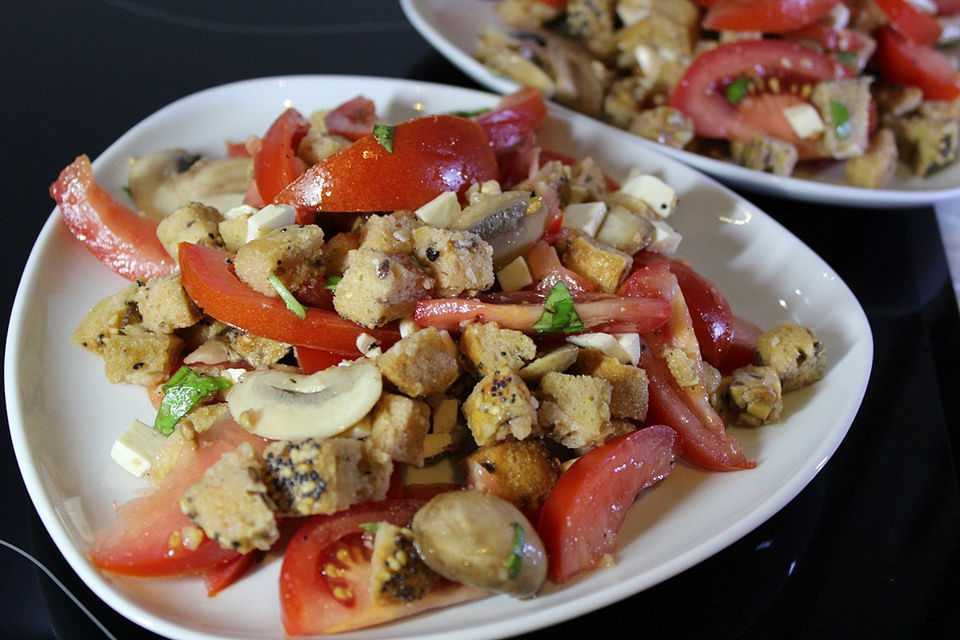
[221,204,258,220]
[110,419,167,477]
[415,191,461,228]
[399,316,421,338]
[620,174,677,218]
[562,202,607,237]
[219,368,248,384]
[566,333,632,364]
[496,256,534,292]
[648,219,682,254]
[355,332,382,359]
[633,44,663,79]
[825,2,851,29]
[245,203,297,242]
[783,103,826,140]
[614,333,643,367]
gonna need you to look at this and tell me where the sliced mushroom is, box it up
[128,149,252,219]
[226,360,382,440]
[452,191,547,268]
[411,490,546,599]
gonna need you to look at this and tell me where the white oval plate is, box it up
[5,75,872,640]
[402,0,960,208]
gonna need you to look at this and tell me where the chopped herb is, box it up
[154,366,232,436]
[725,76,751,104]
[448,108,490,118]
[268,274,307,319]
[121,185,133,199]
[325,275,342,291]
[373,124,396,152]
[532,281,584,334]
[830,100,851,139]
[358,522,380,534]
[504,522,524,579]
[834,51,858,69]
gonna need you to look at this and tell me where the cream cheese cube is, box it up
[620,174,677,217]
[245,203,297,242]
[415,191,461,228]
[566,333,632,363]
[649,219,682,254]
[562,202,607,237]
[496,256,534,292]
[110,419,167,477]
[783,103,826,140]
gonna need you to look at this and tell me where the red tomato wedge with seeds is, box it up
[275,114,497,212]
[280,500,485,635]
[49,155,176,280]
[702,0,841,33]
[538,426,681,582]
[179,243,399,355]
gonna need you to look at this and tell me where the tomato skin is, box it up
[702,0,841,33]
[718,314,762,374]
[280,500,484,635]
[254,108,310,204]
[202,551,258,597]
[936,0,960,16]
[276,115,498,212]
[295,346,351,373]
[875,25,960,100]
[538,426,680,582]
[476,87,548,155]
[179,243,399,355]
[670,40,850,141]
[874,0,943,45]
[49,155,177,280]
[324,95,378,141]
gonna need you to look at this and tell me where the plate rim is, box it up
[5,73,874,640]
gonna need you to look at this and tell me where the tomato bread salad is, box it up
[475,0,960,188]
[51,88,826,635]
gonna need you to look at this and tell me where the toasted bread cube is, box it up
[228,332,290,368]
[731,135,799,176]
[727,365,783,426]
[297,129,348,165]
[369,393,432,467]
[413,227,495,297]
[359,210,421,254]
[73,283,141,354]
[463,440,559,510]
[895,116,960,176]
[103,332,183,386]
[233,225,325,297]
[574,348,649,422]
[334,248,432,328]
[756,322,827,392]
[537,371,614,451]
[845,128,899,189]
[218,215,249,253]
[357,441,394,503]
[323,231,360,275]
[134,274,202,334]
[377,327,460,398]
[463,368,539,446]
[559,232,632,293]
[156,202,224,261]
[810,78,873,159]
[369,523,438,605]
[459,321,536,377]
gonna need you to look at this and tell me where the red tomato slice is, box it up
[324,95,378,141]
[49,155,177,280]
[475,87,548,155]
[280,500,484,635]
[537,426,680,582]
[295,346,351,373]
[936,0,960,16]
[785,23,878,71]
[875,0,943,45]
[202,551,258,597]
[413,295,670,335]
[276,114,498,212]
[702,0,841,33]
[89,419,268,576]
[875,25,960,100]
[179,243,399,355]
[632,252,733,368]
[718,314,762,374]
[225,140,253,158]
[254,108,311,205]
[641,342,755,471]
[670,40,850,141]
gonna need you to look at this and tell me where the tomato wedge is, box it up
[718,314,763,374]
[324,95,378,141]
[475,87,548,155]
[89,419,268,576]
[702,0,841,33]
[875,25,960,100]
[276,114,497,212]
[537,426,680,582]
[641,341,755,471]
[179,243,399,355]
[49,155,177,280]
[202,551,258,597]
[874,0,943,45]
[254,108,310,205]
[280,500,484,635]
[295,346,351,373]
[670,40,850,141]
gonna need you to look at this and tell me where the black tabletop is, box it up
[3,2,959,639]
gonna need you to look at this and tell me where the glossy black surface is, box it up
[2,1,959,638]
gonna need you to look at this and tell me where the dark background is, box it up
[2,1,959,638]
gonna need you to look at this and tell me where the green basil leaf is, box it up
[533,281,584,334]
[448,108,490,118]
[373,123,396,153]
[834,51,858,69]
[830,100,851,139]
[268,273,307,319]
[358,522,380,533]
[325,275,342,292]
[725,76,751,104]
[154,366,232,436]
[504,522,524,579]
